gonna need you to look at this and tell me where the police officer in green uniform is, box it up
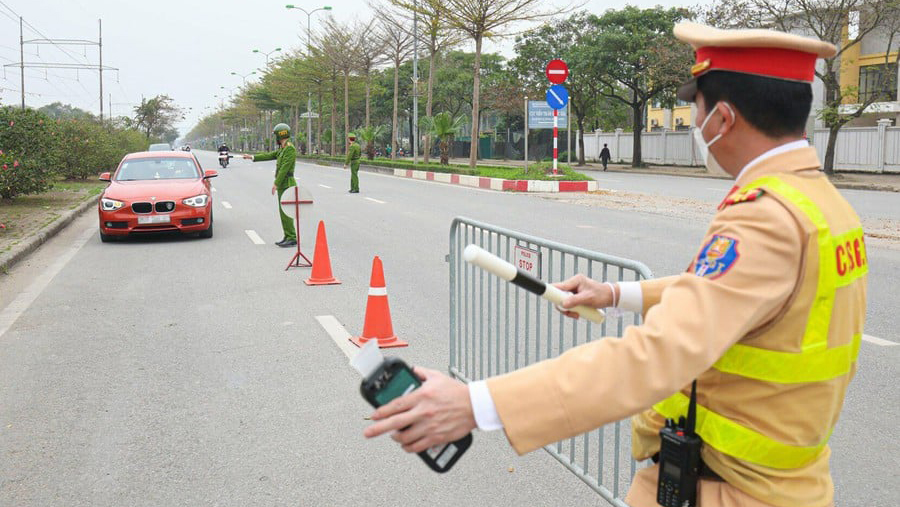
[242,123,298,247]
[343,133,361,193]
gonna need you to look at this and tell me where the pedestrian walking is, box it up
[363,22,864,507]
[242,123,298,247]
[599,143,611,171]
[344,133,361,193]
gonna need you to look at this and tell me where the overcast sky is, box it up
[0,0,691,137]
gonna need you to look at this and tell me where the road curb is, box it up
[0,194,98,274]
[300,158,598,192]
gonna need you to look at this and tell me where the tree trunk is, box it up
[423,47,436,164]
[365,72,371,128]
[823,124,841,176]
[317,87,323,154]
[577,116,586,166]
[468,35,483,168]
[344,70,350,155]
[631,100,643,168]
[392,58,400,160]
[408,113,414,156]
[331,81,337,156]
[440,139,448,165]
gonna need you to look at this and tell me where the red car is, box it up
[98,151,217,242]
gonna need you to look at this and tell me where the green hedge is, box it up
[0,107,147,200]
[299,155,592,181]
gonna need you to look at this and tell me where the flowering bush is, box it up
[0,106,147,198]
[0,150,53,199]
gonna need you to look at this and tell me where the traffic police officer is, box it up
[344,133,361,193]
[243,123,298,247]
[364,22,867,507]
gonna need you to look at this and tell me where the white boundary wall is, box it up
[580,121,899,173]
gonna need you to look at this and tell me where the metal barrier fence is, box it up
[448,217,654,506]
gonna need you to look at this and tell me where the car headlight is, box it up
[182,194,209,207]
[101,198,125,211]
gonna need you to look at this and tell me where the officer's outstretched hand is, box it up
[554,274,615,319]
[364,367,476,454]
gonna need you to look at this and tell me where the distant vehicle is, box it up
[148,143,171,151]
[97,151,217,242]
[182,145,191,152]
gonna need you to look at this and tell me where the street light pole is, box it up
[286,4,332,155]
[252,47,282,67]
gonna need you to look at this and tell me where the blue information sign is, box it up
[527,101,568,129]
[546,85,569,110]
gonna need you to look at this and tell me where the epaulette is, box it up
[718,187,765,211]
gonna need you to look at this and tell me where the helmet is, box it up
[273,123,291,142]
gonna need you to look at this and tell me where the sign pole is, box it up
[553,108,558,175]
[524,97,529,172]
[567,102,572,165]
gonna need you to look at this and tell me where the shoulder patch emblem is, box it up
[694,235,740,279]
[718,188,765,210]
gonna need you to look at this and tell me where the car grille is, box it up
[131,202,152,214]
[155,201,176,212]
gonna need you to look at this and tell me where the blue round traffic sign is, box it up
[546,85,569,110]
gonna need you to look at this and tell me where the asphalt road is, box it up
[0,150,897,506]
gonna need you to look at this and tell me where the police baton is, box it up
[463,244,605,324]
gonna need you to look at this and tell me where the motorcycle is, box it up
[218,151,231,168]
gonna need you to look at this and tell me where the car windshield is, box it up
[115,157,200,181]
[148,143,171,151]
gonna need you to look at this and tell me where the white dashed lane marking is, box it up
[221,201,232,209]
[318,184,331,189]
[862,334,897,346]
[316,315,357,359]
[365,197,386,204]
[244,230,265,245]
[576,225,595,229]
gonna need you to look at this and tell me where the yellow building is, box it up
[646,100,694,132]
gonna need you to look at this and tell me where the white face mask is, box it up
[693,103,734,177]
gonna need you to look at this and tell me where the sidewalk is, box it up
[446,157,900,192]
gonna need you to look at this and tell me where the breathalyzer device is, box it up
[352,341,472,473]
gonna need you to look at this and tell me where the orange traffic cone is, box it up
[304,221,341,286]
[350,256,408,348]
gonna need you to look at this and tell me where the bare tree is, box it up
[374,5,414,160]
[319,16,356,154]
[704,0,900,175]
[388,1,464,162]
[430,0,561,167]
[352,19,390,129]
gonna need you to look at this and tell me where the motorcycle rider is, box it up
[218,143,231,168]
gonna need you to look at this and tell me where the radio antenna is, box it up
[686,380,698,435]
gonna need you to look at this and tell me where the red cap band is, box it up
[694,46,818,82]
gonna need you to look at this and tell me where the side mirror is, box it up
[203,170,218,179]
[99,172,111,182]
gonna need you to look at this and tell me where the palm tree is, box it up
[357,125,387,160]
[422,112,464,165]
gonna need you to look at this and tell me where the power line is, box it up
[0,1,91,66]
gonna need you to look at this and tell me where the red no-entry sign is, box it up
[545,59,569,84]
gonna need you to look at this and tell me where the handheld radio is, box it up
[656,380,702,507]
[358,354,472,473]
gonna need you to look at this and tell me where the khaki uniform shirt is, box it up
[487,148,866,507]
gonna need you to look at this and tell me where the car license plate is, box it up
[138,215,171,224]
